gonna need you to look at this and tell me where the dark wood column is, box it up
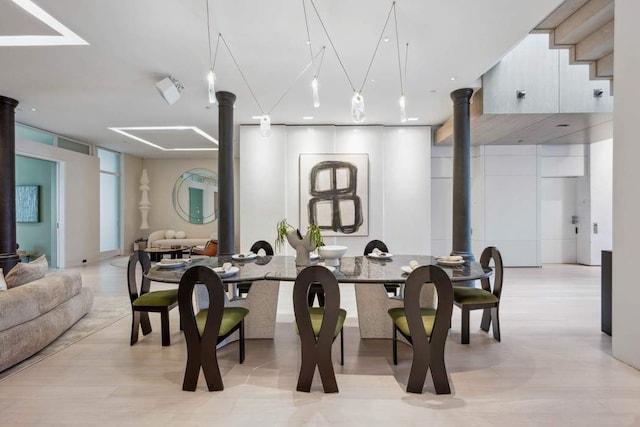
[450,88,475,261]
[0,95,20,275]
[215,91,236,256]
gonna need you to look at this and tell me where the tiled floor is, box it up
[1,261,639,426]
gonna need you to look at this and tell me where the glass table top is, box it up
[145,255,491,284]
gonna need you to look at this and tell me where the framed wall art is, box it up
[16,185,40,223]
[299,153,368,236]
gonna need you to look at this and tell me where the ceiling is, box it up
[0,0,565,158]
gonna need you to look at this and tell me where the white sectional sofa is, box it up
[0,270,94,372]
[147,229,216,249]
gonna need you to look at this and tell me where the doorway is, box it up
[541,177,578,264]
[15,155,58,267]
[189,187,204,224]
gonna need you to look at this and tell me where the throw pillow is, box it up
[0,268,7,291]
[5,255,48,288]
[165,230,176,239]
[175,230,186,239]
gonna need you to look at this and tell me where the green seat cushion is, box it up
[132,289,179,307]
[195,307,250,337]
[295,307,347,338]
[387,307,436,337]
[453,286,499,304]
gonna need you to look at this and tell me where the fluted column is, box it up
[450,88,475,261]
[216,91,236,256]
[0,95,20,275]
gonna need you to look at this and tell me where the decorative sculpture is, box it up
[139,169,150,231]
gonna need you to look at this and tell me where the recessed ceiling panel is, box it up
[109,127,218,152]
[0,0,88,46]
[0,1,58,36]
[128,129,216,150]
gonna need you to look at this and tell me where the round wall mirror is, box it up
[173,168,218,224]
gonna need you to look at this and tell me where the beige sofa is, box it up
[147,229,216,249]
[0,271,94,372]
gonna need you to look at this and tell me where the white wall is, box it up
[589,139,613,264]
[612,0,640,368]
[16,138,100,268]
[122,154,143,254]
[239,125,431,256]
[431,144,453,256]
[485,145,540,266]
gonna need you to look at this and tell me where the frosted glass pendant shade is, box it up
[351,92,365,123]
[260,115,271,137]
[399,95,407,123]
[312,78,320,108]
[207,70,216,104]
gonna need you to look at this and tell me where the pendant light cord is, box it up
[219,33,265,113]
[206,0,221,71]
[403,42,409,94]
[302,0,317,77]
[268,47,326,115]
[309,0,356,92]
[359,1,395,94]
[393,3,403,96]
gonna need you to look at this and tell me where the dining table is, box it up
[146,254,492,340]
[146,254,491,285]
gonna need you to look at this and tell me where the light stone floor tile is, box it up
[2,261,640,426]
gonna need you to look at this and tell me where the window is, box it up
[97,148,121,253]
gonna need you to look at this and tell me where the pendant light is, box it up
[207,69,216,104]
[260,115,271,137]
[399,95,407,123]
[311,77,320,108]
[351,92,366,123]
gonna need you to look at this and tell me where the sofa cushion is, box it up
[175,230,186,239]
[0,269,7,291]
[5,255,48,289]
[165,230,176,239]
[0,271,83,332]
[155,238,209,248]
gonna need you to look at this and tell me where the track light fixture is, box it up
[155,76,183,105]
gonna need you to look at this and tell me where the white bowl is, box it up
[318,245,347,266]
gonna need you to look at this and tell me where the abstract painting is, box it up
[299,153,368,236]
[16,185,39,223]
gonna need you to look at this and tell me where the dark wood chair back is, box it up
[403,265,454,394]
[127,250,151,303]
[178,266,226,391]
[250,240,274,256]
[363,239,389,255]
[480,246,503,299]
[293,265,341,393]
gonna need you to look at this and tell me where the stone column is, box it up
[216,91,236,256]
[450,88,475,261]
[0,95,20,275]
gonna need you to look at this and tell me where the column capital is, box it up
[450,88,474,105]
[0,96,19,109]
[215,91,236,107]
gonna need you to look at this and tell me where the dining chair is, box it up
[453,246,503,344]
[237,240,274,297]
[387,265,454,394]
[293,265,346,393]
[191,239,218,257]
[127,250,179,346]
[178,265,249,391]
[363,239,401,297]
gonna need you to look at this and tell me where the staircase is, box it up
[534,0,614,90]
